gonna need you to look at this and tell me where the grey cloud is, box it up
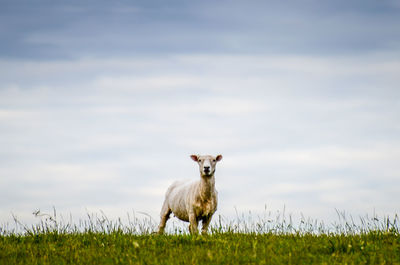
[1,0,400,59]
[1,1,400,224]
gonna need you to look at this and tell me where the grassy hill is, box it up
[1,211,399,264]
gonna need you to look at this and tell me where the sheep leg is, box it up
[201,215,212,235]
[158,201,171,234]
[188,211,198,234]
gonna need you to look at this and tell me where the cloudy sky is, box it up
[1,0,400,228]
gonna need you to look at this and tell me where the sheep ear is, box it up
[190,155,199,162]
[216,154,223,162]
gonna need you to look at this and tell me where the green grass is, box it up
[1,231,399,264]
[1,210,399,264]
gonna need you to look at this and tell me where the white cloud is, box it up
[1,53,399,226]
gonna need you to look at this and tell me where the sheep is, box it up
[158,154,223,235]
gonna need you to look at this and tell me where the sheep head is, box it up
[190,154,223,177]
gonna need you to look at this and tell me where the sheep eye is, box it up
[213,159,216,162]
[198,159,202,162]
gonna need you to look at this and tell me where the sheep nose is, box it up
[204,166,210,172]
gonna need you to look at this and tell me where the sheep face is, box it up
[190,154,223,177]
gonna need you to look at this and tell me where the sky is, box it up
[1,0,400,230]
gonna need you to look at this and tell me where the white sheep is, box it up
[158,154,223,234]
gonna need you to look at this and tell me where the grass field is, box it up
[1,210,399,264]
